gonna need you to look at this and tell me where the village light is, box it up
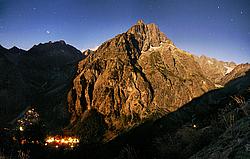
[45,136,80,148]
[19,126,24,131]
[46,137,54,143]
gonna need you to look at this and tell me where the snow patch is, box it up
[90,45,99,51]
[208,60,213,65]
[224,66,234,74]
[149,45,161,51]
[215,84,224,88]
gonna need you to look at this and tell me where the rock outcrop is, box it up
[67,20,215,140]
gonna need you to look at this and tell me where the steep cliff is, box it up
[100,70,250,159]
[67,20,215,140]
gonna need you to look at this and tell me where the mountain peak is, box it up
[136,19,145,25]
[9,46,21,52]
[126,20,168,51]
[68,21,216,142]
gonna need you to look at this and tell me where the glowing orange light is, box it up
[45,136,80,148]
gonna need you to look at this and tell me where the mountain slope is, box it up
[220,63,250,85]
[0,46,29,124]
[22,41,84,129]
[194,55,237,84]
[67,20,215,140]
[97,70,250,159]
[151,70,250,159]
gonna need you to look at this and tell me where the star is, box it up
[240,10,243,15]
[217,6,220,9]
[46,30,50,34]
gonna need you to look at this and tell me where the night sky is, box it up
[0,0,249,63]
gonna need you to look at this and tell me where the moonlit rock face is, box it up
[126,20,168,52]
[67,21,215,140]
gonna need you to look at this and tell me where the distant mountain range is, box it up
[0,41,84,129]
[0,20,250,159]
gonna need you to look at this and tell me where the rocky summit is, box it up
[67,20,215,140]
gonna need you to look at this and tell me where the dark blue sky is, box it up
[0,0,249,63]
